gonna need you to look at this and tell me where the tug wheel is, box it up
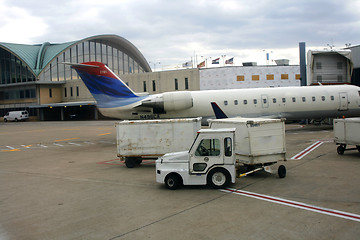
[337,145,345,155]
[207,168,230,189]
[278,165,286,178]
[165,173,182,190]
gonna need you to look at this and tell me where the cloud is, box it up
[0,0,359,66]
[0,0,48,43]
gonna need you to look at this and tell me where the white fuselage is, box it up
[98,85,360,121]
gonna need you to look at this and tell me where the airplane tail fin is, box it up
[211,102,228,119]
[65,62,138,105]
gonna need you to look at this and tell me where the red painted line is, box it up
[96,159,156,166]
[291,141,324,160]
[223,188,360,222]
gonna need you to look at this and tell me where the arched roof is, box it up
[0,34,152,77]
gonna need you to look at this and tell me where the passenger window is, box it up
[292,97,296,102]
[253,99,257,104]
[224,101,228,106]
[321,96,325,101]
[243,100,248,105]
[195,139,221,156]
[263,99,267,104]
[273,98,276,103]
[234,100,238,105]
[282,98,286,103]
[312,96,316,101]
[224,137,232,157]
[302,97,306,102]
[331,96,335,101]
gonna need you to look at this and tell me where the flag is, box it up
[225,57,234,64]
[182,61,192,68]
[212,57,220,64]
[197,61,205,68]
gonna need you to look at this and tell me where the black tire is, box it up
[278,165,286,178]
[165,173,181,190]
[125,157,136,168]
[4,118,7,122]
[356,145,360,152]
[15,118,18,122]
[337,145,345,155]
[207,168,230,189]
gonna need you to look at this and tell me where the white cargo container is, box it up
[208,117,286,171]
[333,117,360,154]
[115,117,201,168]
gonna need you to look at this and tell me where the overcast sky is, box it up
[1,0,359,69]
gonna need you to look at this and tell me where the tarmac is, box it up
[0,120,359,240]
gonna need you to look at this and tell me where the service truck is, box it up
[156,128,237,190]
[115,118,201,168]
[156,117,287,190]
[334,117,360,154]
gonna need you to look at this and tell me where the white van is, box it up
[4,111,29,122]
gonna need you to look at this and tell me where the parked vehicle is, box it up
[115,118,201,168]
[156,117,287,190]
[156,128,237,190]
[3,111,29,122]
[334,117,360,154]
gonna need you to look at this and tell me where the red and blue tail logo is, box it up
[70,62,144,108]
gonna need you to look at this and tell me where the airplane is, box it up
[66,61,360,124]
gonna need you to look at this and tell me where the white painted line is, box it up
[6,146,15,149]
[291,141,324,160]
[222,188,360,222]
[53,143,64,147]
[68,142,81,146]
[84,141,95,145]
[38,144,48,148]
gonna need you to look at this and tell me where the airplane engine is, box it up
[140,91,193,113]
[163,91,193,111]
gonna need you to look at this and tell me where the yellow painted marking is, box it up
[54,138,79,142]
[98,132,111,136]
[1,149,21,152]
[23,145,32,148]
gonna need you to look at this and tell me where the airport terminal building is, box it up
[0,35,152,120]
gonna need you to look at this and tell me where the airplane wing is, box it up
[210,101,282,120]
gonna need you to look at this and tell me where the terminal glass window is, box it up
[185,77,189,89]
[195,139,220,156]
[175,78,178,90]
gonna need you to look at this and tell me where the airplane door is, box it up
[339,92,349,111]
[261,95,269,108]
